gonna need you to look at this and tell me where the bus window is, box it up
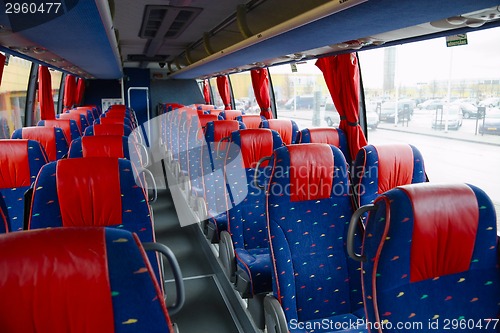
[209,77,224,109]
[33,69,63,124]
[358,26,500,225]
[228,72,257,114]
[268,60,330,128]
[0,54,31,138]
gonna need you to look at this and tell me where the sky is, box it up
[359,26,500,88]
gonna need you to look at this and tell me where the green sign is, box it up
[446,34,468,47]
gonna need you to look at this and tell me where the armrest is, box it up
[218,231,236,282]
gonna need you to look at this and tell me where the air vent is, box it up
[139,5,202,40]
[127,54,169,62]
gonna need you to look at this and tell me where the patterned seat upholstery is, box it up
[204,120,246,241]
[0,227,176,333]
[218,110,243,120]
[84,123,133,137]
[298,127,351,164]
[266,143,365,333]
[236,115,265,129]
[69,107,96,127]
[352,144,426,208]
[28,157,158,279]
[0,206,7,233]
[361,183,500,332]
[57,111,89,133]
[225,128,283,296]
[11,126,68,161]
[260,119,299,145]
[0,139,48,232]
[38,119,81,142]
[188,114,218,202]
[68,135,131,160]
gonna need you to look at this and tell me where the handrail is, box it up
[143,242,185,316]
[347,204,376,262]
[253,156,272,189]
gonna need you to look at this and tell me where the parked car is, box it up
[323,101,379,129]
[479,97,500,108]
[417,98,443,110]
[431,104,463,130]
[284,95,314,110]
[379,100,413,122]
[458,101,482,119]
[479,108,500,135]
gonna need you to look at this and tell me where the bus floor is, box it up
[152,187,260,333]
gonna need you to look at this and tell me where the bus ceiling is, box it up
[0,1,499,80]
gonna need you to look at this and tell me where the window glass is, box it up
[229,71,258,113]
[0,54,30,138]
[209,78,224,109]
[358,27,500,225]
[268,60,331,129]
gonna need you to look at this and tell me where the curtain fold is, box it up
[75,78,86,106]
[63,74,77,110]
[203,79,211,104]
[250,68,273,119]
[216,75,232,110]
[316,53,367,160]
[38,66,56,120]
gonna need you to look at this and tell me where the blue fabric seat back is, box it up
[84,123,133,137]
[0,227,174,333]
[38,119,81,142]
[12,126,68,161]
[68,135,131,160]
[226,128,283,250]
[0,139,48,232]
[362,183,500,332]
[298,127,351,164]
[203,120,245,229]
[260,119,299,145]
[266,143,362,324]
[352,143,426,208]
[187,114,218,199]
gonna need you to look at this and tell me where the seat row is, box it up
[162,102,499,332]
[0,104,183,332]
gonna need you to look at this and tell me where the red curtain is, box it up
[250,68,273,119]
[316,53,367,160]
[216,75,232,110]
[203,79,211,104]
[75,78,85,106]
[38,66,55,120]
[63,74,77,110]
[0,53,6,86]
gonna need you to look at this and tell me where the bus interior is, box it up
[0,1,500,332]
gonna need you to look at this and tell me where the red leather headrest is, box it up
[401,184,479,282]
[56,157,122,226]
[240,115,262,129]
[306,128,340,147]
[0,227,114,332]
[100,117,126,125]
[223,110,242,120]
[81,136,125,158]
[43,119,73,143]
[213,120,240,142]
[375,144,414,193]
[58,112,83,131]
[0,140,31,188]
[266,120,293,145]
[239,129,274,168]
[209,110,223,117]
[287,144,334,202]
[93,124,125,136]
[20,127,58,161]
[109,104,127,110]
[198,114,219,128]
